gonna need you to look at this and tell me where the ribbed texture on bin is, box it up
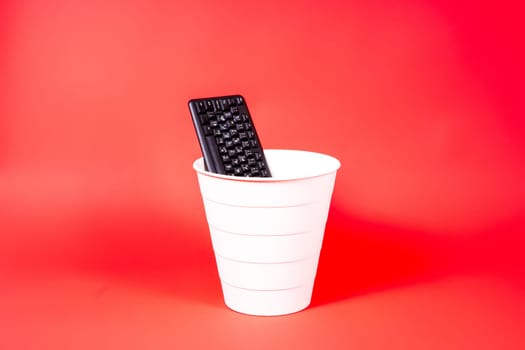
[194,150,340,316]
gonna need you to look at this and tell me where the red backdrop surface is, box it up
[1,0,524,349]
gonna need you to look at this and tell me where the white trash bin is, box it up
[193,149,340,316]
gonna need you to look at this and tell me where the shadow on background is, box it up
[10,195,522,310]
[38,201,449,310]
[312,203,525,307]
[311,204,455,307]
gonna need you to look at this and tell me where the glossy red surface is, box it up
[1,0,524,348]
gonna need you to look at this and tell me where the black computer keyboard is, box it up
[189,95,272,177]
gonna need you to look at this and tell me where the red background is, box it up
[1,0,524,348]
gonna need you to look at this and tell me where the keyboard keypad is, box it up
[191,96,271,177]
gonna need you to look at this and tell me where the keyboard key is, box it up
[199,114,209,124]
[196,100,206,113]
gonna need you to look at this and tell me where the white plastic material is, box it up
[193,149,340,316]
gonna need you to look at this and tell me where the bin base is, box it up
[220,280,315,316]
